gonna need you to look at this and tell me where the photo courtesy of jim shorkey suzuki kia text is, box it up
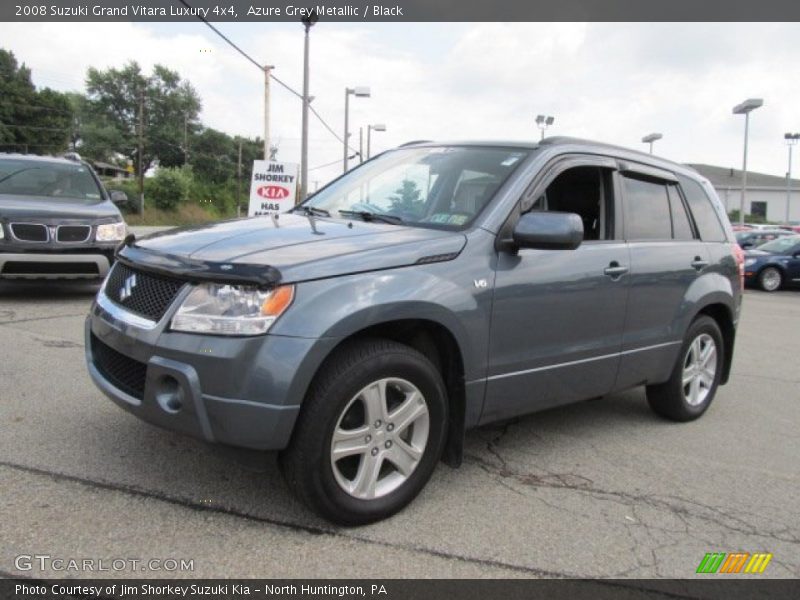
[15,583,388,597]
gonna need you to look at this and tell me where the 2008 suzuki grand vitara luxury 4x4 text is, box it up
[85,138,743,524]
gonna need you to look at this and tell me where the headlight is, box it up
[744,258,757,267]
[96,221,127,242]
[0,224,4,240]
[171,283,295,336]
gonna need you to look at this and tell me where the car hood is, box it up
[744,249,771,258]
[132,214,467,284]
[0,194,120,220]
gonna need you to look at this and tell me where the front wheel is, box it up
[758,267,783,292]
[646,316,723,422]
[279,338,448,525]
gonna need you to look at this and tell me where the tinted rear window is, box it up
[622,175,672,240]
[668,185,695,240]
[678,175,727,242]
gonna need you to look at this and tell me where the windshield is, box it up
[757,236,800,254]
[0,159,103,202]
[302,146,530,229]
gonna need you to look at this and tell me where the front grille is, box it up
[57,225,91,243]
[2,262,99,275]
[104,262,184,322]
[90,333,147,399]
[11,223,48,242]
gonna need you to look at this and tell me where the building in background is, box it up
[688,164,800,223]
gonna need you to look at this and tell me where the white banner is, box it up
[248,160,298,216]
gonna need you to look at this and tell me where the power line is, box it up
[178,0,358,153]
[0,122,73,132]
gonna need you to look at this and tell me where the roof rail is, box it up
[398,140,433,147]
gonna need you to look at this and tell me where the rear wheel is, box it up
[647,316,723,422]
[279,338,447,525]
[758,267,783,292]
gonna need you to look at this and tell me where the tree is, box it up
[0,48,73,155]
[190,128,236,184]
[389,179,425,215]
[80,61,201,175]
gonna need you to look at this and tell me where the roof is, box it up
[403,136,697,177]
[0,153,78,166]
[687,163,800,189]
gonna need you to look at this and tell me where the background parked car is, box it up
[743,235,800,291]
[735,229,794,250]
[0,153,128,280]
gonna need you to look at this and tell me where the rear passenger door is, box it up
[613,164,709,391]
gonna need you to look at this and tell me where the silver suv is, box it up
[85,138,743,524]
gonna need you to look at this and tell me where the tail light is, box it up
[732,243,745,290]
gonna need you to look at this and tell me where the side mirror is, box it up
[512,211,583,251]
[109,190,128,205]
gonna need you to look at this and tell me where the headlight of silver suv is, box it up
[96,221,127,242]
[171,283,295,336]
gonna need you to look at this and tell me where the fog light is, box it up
[155,376,183,414]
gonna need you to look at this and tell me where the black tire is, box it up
[758,266,783,292]
[646,316,723,422]
[279,338,448,525]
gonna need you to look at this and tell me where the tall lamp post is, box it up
[343,86,371,172]
[299,11,318,203]
[641,133,663,154]
[785,133,800,224]
[367,123,386,159]
[535,114,554,140]
[733,98,764,226]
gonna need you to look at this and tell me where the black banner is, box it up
[3,579,800,600]
[2,0,800,22]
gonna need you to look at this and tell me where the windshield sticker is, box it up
[428,213,452,223]
[448,214,469,225]
[501,153,525,167]
[86,193,100,198]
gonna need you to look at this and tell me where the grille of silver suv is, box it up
[104,262,185,322]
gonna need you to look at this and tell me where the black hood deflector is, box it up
[116,235,281,288]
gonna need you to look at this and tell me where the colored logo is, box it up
[256,185,290,200]
[696,552,772,574]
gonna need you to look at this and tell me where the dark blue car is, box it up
[744,235,800,291]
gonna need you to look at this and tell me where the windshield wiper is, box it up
[338,210,403,225]
[293,205,330,217]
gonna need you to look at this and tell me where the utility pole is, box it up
[263,65,274,160]
[183,115,189,165]
[300,12,317,203]
[137,88,145,215]
[359,127,363,164]
[237,139,243,218]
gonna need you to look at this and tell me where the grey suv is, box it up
[85,138,743,524]
[0,154,128,279]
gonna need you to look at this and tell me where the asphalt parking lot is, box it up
[1,238,798,579]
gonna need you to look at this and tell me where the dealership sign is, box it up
[248,160,298,216]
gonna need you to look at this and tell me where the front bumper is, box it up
[0,250,114,279]
[85,295,323,451]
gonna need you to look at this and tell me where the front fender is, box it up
[270,262,491,382]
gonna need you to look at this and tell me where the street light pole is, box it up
[733,98,764,226]
[299,12,317,203]
[785,133,800,224]
[641,133,663,154]
[535,114,555,141]
[367,123,386,159]
[343,86,371,172]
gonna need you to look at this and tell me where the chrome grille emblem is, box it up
[119,274,138,301]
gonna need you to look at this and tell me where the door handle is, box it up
[604,262,629,278]
[691,257,709,271]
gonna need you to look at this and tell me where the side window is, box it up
[527,166,614,241]
[621,175,672,240]
[678,175,727,242]
[668,185,695,240]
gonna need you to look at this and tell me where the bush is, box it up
[145,167,190,211]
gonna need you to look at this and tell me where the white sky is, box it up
[2,21,799,186]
